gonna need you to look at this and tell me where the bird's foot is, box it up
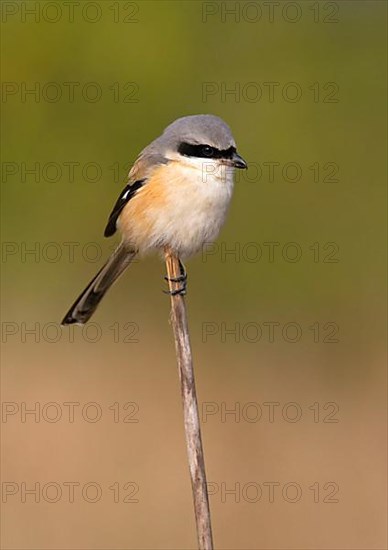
[163,260,187,296]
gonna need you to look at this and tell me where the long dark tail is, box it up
[61,242,137,325]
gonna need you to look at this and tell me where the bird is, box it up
[61,114,247,325]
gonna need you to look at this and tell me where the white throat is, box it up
[167,152,235,185]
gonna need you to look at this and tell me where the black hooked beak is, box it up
[232,151,247,169]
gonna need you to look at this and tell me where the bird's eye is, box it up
[201,145,214,157]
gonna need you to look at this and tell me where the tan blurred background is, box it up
[1,1,387,549]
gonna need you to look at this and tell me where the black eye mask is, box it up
[178,142,236,160]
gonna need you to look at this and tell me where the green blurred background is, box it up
[1,1,386,548]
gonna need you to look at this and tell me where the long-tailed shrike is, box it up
[62,114,247,325]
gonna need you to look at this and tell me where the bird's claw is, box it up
[164,260,187,296]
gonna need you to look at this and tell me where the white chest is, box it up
[158,160,235,257]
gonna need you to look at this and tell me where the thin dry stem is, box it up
[164,246,213,550]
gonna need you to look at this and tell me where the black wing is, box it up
[104,179,145,237]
